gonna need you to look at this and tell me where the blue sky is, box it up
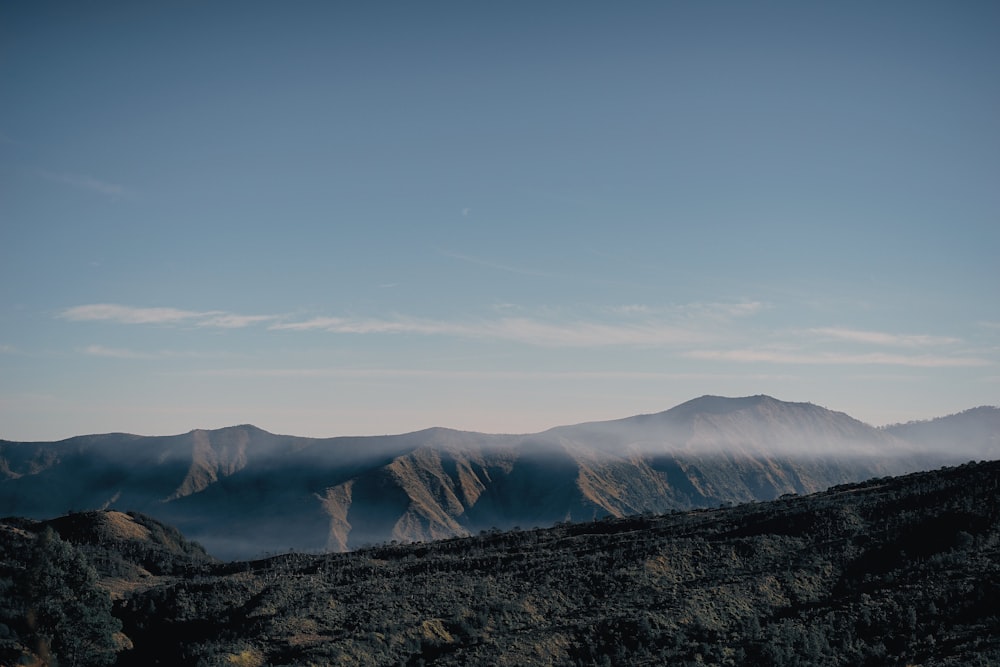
[2,1,998,440]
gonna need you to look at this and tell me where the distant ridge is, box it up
[662,393,808,415]
[1,395,995,558]
[884,405,1000,459]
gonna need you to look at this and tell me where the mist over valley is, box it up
[2,395,996,560]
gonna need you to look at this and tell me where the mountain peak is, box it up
[665,394,807,417]
[188,424,271,437]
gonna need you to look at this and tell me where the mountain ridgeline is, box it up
[1,395,996,559]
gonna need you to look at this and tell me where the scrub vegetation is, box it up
[2,460,998,666]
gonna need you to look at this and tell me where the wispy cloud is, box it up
[808,327,961,347]
[686,348,991,368]
[61,304,278,329]
[270,315,709,347]
[37,170,128,198]
[607,301,765,319]
[83,345,156,360]
[82,344,226,360]
[199,313,279,328]
[437,248,666,292]
[60,300,767,348]
[63,304,204,325]
[57,300,996,372]
[680,300,767,321]
[610,304,655,316]
[684,321,992,368]
[177,367,785,382]
[491,317,707,347]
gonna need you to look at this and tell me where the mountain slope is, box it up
[552,394,910,457]
[0,396,994,558]
[884,405,1000,459]
[92,460,1000,665]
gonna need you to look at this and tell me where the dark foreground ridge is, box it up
[2,459,999,665]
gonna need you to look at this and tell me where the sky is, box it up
[1,1,998,441]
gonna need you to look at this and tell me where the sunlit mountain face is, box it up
[2,396,993,559]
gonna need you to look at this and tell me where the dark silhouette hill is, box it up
[0,395,993,558]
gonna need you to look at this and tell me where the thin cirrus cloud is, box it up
[685,349,990,368]
[606,301,766,320]
[179,367,794,383]
[60,302,736,348]
[60,304,278,329]
[199,313,279,328]
[437,248,557,279]
[685,322,991,368]
[63,304,205,325]
[268,315,710,347]
[37,169,128,198]
[81,345,224,360]
[83,344,154,360]
[679,300,767,321]
[808,327,962,347]
[58,303,986,363]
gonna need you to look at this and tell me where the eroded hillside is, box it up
[1,396,992,558]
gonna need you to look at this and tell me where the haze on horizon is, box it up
[1,2,998,441]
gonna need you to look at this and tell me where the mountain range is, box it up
[1,395,997,559]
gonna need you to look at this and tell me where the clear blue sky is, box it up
[2,1,998,440]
